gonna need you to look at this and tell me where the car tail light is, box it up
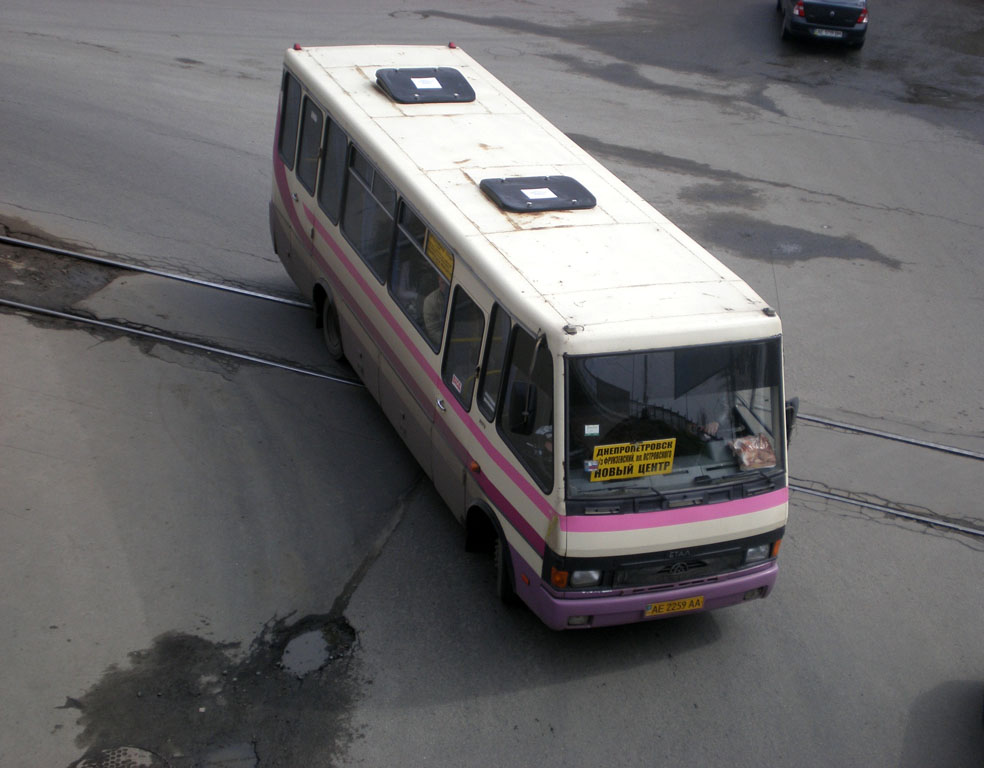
[793,1,805,17]
[857,9,868,23]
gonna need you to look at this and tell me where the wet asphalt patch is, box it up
[0,226,276,379]
[63,615,358,768]
[0,228,126,310]
[685,211,901,269]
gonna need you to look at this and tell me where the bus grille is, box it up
[613,552,744,587]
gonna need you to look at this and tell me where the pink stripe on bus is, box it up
[297,200,556,520]
[273,152,786,558]
[273,156,552,553]
[429,407,547,557]
[560,488,788,533]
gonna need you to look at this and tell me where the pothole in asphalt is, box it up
[282,630,330,676]
[279,616,357,678]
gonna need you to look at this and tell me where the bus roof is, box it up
[284,44,780,352]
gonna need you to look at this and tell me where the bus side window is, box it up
[498,328,554,492]
[296,97,323,194]
[341,147,397,281]
[442,288,486,409]
[317,117,347,223]
[388,204,450,352]
[277,72,302,169]
[477,304,511,421]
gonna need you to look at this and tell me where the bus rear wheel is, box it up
[321,293,345,362]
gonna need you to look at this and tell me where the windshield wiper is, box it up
[572,485,642,497]
[741,468,780,491]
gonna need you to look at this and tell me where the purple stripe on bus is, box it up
[560,488,789,533]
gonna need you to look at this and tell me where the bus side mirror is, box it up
[507,381,537,435]
[785,397,799,446]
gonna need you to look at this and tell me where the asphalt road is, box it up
[1,1,982,767]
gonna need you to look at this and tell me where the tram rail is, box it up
[2,235,981,539]
[0,296,360,387]
[0,233,310,308]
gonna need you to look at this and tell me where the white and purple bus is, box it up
[270,44,794,629]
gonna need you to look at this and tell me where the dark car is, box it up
[777,0,868,48]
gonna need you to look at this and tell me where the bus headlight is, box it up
[744,543,771,564]
[570,569,602,588]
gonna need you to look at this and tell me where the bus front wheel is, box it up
[494,533,518,605]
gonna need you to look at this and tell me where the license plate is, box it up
[813,28,844,38]
[644,596,704,617]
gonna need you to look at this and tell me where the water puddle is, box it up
[63,614,358,768]
[282,630,330,676]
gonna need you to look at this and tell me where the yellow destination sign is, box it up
[589,438,676,482]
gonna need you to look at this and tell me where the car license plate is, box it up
[644,596,704,617]
[814,28,844,38]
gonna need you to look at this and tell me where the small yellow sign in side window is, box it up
[425,232,454,281]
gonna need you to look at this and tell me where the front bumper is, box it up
[514,556,779,630]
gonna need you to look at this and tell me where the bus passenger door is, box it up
[432,402,465,517]
[379,355,433,479]
[430,287,487,517]
[338,304,380,400]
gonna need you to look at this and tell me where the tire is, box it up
[778,3,791,40]
[321,292,345,362]
[464,509,490,553]
[494,533,518,605]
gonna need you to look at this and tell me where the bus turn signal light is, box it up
[550,567,569,588]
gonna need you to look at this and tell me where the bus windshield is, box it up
[566,339,784,499]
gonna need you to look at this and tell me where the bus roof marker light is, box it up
[293,43,302,51]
